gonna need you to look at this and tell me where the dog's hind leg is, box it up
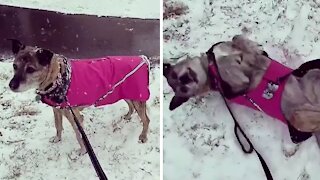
[314,131,320,149]
[123,100,135,120]
[63,108,86,155]
[50,108,63,143]
[133,101,150,143]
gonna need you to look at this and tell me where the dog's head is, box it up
[164,54,209,110]
[164,35,269,110]
[8,39,54,92]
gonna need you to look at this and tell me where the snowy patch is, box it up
[164,0,320,179]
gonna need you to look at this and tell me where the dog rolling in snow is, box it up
[8,39,151,155]
[164,35,320,155]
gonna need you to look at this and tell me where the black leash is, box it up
[68,106,108,180]
[206,45,273,180]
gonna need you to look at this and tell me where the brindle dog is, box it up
[8,39,150,155]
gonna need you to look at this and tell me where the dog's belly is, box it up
[65,56,150,107]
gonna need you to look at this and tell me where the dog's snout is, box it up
[9,77,20,90]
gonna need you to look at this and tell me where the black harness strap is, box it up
[206,45,273,180]
[68,107,108,180]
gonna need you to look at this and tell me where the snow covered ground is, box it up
[0,0,160,19]
[0,60,160,180]
[163,0,320,179]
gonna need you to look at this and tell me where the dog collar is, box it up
[37,73,62,95]
[36,55,71,105]
[208,64,219,91]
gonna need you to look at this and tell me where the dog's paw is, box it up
[67,149,87,161]
[282,142,300,158]
[49,136,61,143]
[194,96,205,105]
[77,148,87,156]
[122,114,132,121]
[139,134,148,143]
[298,168,310,180]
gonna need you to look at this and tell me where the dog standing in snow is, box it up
[164,35,320,155]
[8,39,151,155]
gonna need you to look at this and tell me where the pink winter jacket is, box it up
[43,56,150,108]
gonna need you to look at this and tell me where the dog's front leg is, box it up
[133,101,150,143]
[50,108,63,143]
[63,108,87,155]
[281,128,300,158]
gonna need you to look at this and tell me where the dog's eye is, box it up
[13,64,17,70]
[171,72,178,79]
[26,67,36,73]
[179,74,192,84]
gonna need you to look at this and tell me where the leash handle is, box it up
[234,121,273,179]
[206,45,273,180]
[69,107,108,180]
[234,117,253,153]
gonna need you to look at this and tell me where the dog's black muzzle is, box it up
[9,76,21,90]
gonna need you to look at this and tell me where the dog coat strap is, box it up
[292,59,320,77]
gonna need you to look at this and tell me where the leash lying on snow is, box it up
[206,46,273,180]
[68,106,108,180]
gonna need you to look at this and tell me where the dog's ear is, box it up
[169,96,189,110]
[163,63,171,77]
[262,51,269,57]
[7,39,25,54]
[36,48,54,66]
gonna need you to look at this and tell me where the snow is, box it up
[0,61,160,180]
[0,0,160,19]
[164,0,320,179]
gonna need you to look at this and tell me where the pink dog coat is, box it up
[42,56,150,108]
[209,60,293,123]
